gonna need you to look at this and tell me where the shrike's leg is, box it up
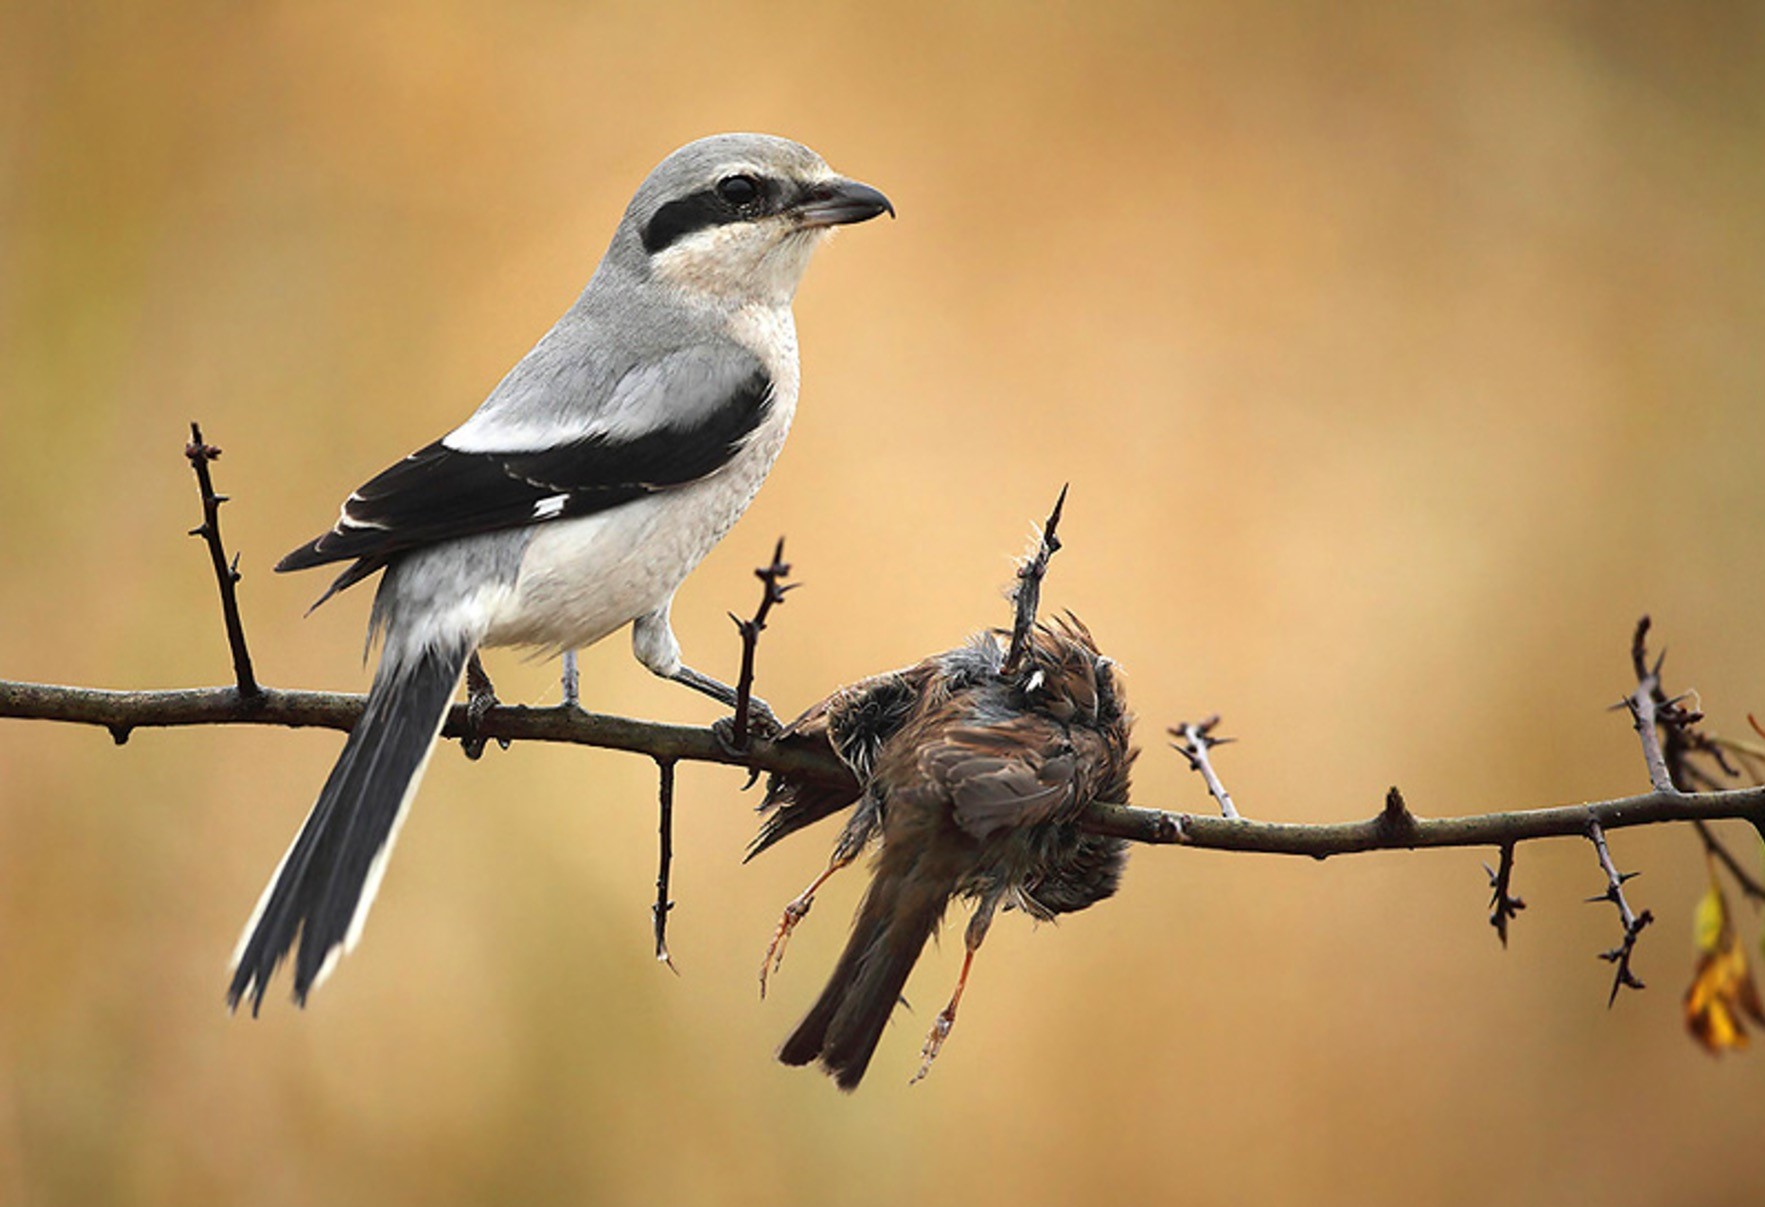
[632,604,777,729]
[561,649,581,708]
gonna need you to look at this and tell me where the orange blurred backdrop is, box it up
[4,3,1765,1204]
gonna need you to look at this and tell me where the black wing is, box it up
[278,366,773,600]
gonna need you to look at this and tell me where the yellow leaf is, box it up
[1685,878,1765,1055]
[1693,882,1726,954]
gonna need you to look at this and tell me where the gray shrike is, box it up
[227,133,892,1013]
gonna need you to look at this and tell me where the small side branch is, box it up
[728,538,793,749]
[1620,616,1765,906]
[1002,485,1067,676]
[653,757,679,973]
[185,423,260,700]
[1484,842,1525,948]
[1170,716,1239,820]
[1586,819,1653,1005]
[1621,615,1716,797]
[1695,819,1765,906]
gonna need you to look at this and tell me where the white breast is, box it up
[481,304,800,657]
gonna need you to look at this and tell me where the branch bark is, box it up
[7,678,1764,858]
[1081,788,1765,852]
[0,680,845,777]
[184,423,260,699]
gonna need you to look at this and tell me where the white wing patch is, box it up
[533,493,569,520]
[442,349,758,455]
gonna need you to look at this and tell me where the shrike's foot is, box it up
[758,893,815,999]
[742,696,782,738]
[910,1007,958,1085]
[711,701,780,756]
[462,652,507,760]
[671,664,777,751]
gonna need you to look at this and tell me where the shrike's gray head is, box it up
[615,133,893,305]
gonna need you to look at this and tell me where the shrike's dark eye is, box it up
[717,174,760,206]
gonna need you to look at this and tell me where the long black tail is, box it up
[227,640,469,1013]
[778,854,958,1090]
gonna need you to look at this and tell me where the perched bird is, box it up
[755,616,1135,1089]
[228,134,892,1013]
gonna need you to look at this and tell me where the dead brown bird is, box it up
[752,615,1135,1089]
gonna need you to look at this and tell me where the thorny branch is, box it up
[1484,843,1525,948]
[1604,616,1765,987]
[3,429,1765,910]
[1624,615,1760,804]
[1622,617,1765,908]
[1077,788,1765,851]
[1170,716,1238,820]
[9,675,1765,849]
[727,538,793,750]
[185,423,260,700]
[1620,616,1677,796]
[1003,485,1067,677]
[12,660,1765,874]
[10,645,1763,857]
[652,758,679,973]
[1586,819,1653,1005]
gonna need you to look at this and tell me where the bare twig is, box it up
[184,423,260,700]
[1483,842,1525,947]
[12,437,1765,906]
[1622,615,1728,793]
[1619,617,1677,795]
[1695,819,1765,906]
[653,757,679,973]
[1715,729,1765,781]
[728,538,793,749]
[1169,716,1239,820]
[1619,617,1765,904]
[1585,818,1653,1006]
[1002,485,1067,677]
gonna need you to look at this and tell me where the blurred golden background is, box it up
[4,2,1765,1204]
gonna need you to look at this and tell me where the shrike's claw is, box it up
[462,652,505,760]
[744,697,782,739]
[711,700,780,756]
[711,716,750,757]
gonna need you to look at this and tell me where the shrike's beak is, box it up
[795,178,895,228]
